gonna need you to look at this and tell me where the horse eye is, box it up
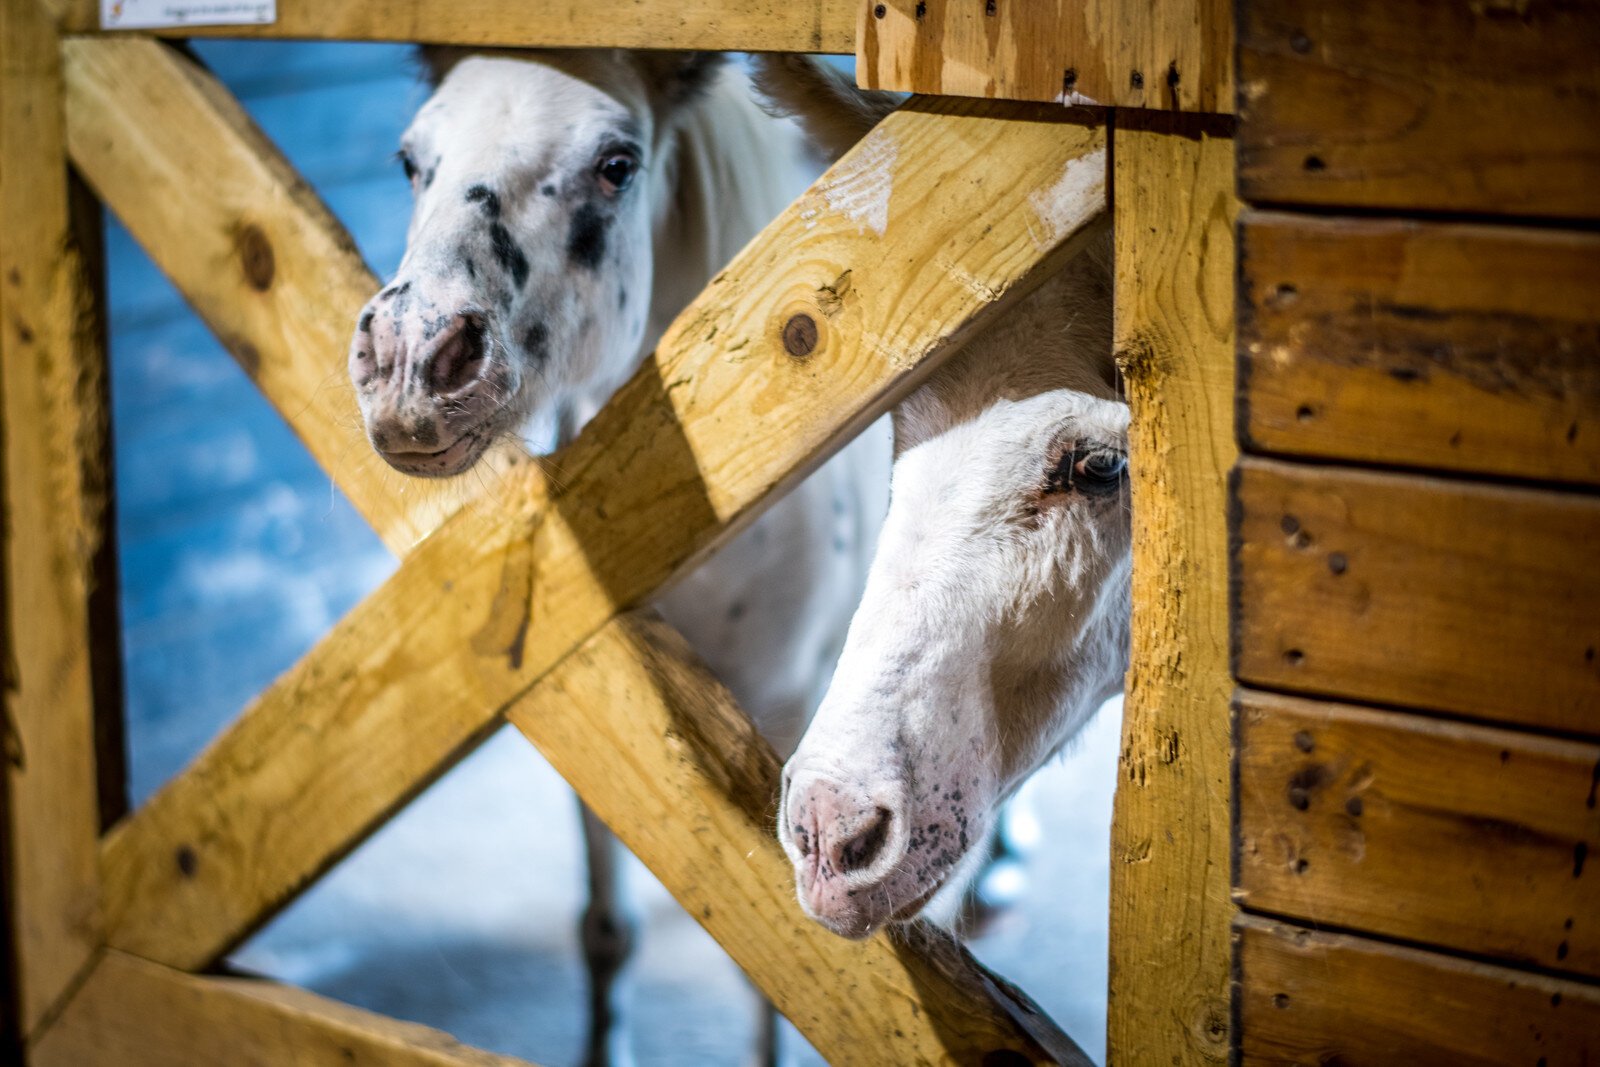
[1045,447,1127,496]
[1072,449,1127,493]
[397,151,418,183]
[597,154,637,195]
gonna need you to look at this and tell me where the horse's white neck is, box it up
[649,68,806,337]
[560,65,802,427]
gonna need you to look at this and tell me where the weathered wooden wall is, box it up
[1231,1,1600,1062]
[858,0,1233,112]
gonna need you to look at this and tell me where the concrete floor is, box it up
[110,40,1118,1066]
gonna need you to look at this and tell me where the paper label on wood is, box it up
[102,0,274,28]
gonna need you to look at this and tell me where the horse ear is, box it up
[415,45,471,86]
[637,51,727,113]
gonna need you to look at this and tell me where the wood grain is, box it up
[31,950,537,1067]
[858,0,1233,112]
[1238,212,1600,486]
[1235,690,1600,978]
[1107,116,1237,1065]
[63,36,495,554]
[512,610,1091,1067]
[1237,0,1600,219]
[0,0,110,1035]
[54,0,855,52]
[1231,458,1600,736]
[64,170,129,835]
[1234,914,1600,1066]
[96,100,1107,974]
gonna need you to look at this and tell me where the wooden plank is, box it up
[1238,212,1600,487]
[1231,458,1600,736]
[54,0,854,52]
[1107,114,1237,1065]
[1234,915,1600,1066]
[858,0,1233,112]
[512,610,1090,1067]
[1237,0,1600,219]
[31,949,538,1067]
[62,36,486,554]
[1234,690,1600,978]
[0,0,109,1035]
[66,169,130,834]
[97,101,1108,973]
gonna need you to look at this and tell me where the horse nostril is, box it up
[430,317,487,395]
[837,806,892,874]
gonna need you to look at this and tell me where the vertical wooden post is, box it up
[1106,114,1237,1065]
[1,0,113,1039]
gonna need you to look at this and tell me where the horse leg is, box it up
[749,993,782,1067]
[579,801,637,1067]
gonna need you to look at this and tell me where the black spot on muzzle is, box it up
[488,222,530,287]
[567,203,609,270]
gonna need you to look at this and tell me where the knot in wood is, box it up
[236,223,276,292]
[782,313,819,359]
[175,844,198,878]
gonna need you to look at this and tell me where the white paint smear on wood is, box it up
[821,128,898,236]
[1027,151,1106,249]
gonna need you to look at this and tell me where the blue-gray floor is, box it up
[110,41,1116,1066]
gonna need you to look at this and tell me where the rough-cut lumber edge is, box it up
[66,169,129,835]
[1237,211,1600,487]
[511,610,1092,1067]
[30,949,539,1067]
[0,0,109,1037]
[52,0,854,52]
[96,100,1109,978]
[859,0,1233,113]
[1236,0,1600,220]
[1106,112,1237,1065]
[1230,457,1600,736]
[62,36,503,554]
[1234,689,1600,978]
[1233,914,1600,1066]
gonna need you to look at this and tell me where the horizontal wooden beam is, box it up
[53,0,855,53]
[97,96,1107,977]
[62,36,495,554]
[1234,915,1600,1066]
[859,0,1234,112]
[0,0,109,1035]
[30,950,537,1067]
[1237,0,1600,220]
[1238,211,1600,487]
[1231,457,1600,737]
[511,610,1091,1066]
[1235,690,1600,978]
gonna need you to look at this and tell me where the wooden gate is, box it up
[1,2,1240,1064]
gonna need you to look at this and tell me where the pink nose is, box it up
[792,784,892,878]
[786,776,906,933]
[351,307,487,404]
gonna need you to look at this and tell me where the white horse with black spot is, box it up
[348,49,889,1066]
